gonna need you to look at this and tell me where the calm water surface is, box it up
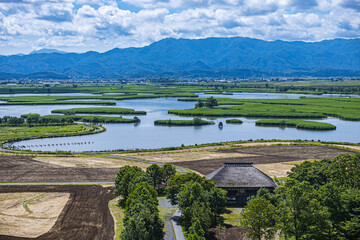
[1,92,359,152]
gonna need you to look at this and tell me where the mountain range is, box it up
[0,37,359,79]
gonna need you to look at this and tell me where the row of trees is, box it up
[114,164,177,240]
[165,173,228,239]
[0,114,74,126]
[195,96,218,108]
[241,153,360,240]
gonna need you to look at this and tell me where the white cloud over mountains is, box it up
[0,0,359,54]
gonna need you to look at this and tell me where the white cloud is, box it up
[0,0,359,55]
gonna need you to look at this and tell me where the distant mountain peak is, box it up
[30,48,67,55]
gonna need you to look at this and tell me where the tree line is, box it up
[0,114,74,126]
[240,153,360,240]
[114,163,228,240]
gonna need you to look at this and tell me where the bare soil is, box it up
[207,225,251,240]
[172,145,356,175]
[0,156,118,182]
[0,192,70,238]
[0,185,115,240]
[34,156,151,169]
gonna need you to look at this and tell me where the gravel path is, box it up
[158,197,177,240]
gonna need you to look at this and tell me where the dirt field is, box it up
[0,185,115,240]
[0,192,70,238]
[34,156,151,169]
[0,156,119,182]
[118,151,258,163]
[171,145,356,175]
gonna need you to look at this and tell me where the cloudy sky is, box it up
[0,0,359,55]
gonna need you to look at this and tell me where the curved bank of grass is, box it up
[52,107,146,115]
[0,124,105,148]
[255,119,336,130]
[154,119,214,126]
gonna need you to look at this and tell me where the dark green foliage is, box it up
[162,163,177,183]
[240,196,276,240]
[115,166,164,240]
[165,173,212,205]
[178,182,212,232]
[114,166,143,200]
[154,119,214,126]
[225,119,243,124]
[195,97,218,108]
[328,153,360,189]
[122,183,164,240]
[167,174,227,237]
[276,179,332,240]
[288,159,332,188]
[146,164,163,188]
[125,182,158,213]
[146,163,176,189]
[0,114,74,126]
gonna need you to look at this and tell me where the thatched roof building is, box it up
[206,163,277,206]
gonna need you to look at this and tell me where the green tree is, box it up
[122,202,164,240]
[114,166,143,200]
[193,117,202,125]
[240,196,276,240]
[166,173,213,205]
[125,182,158,212]
[178,181,211,231]
[146,164,164,188]
[276,179,332,240]
[133,116,140,123]
[187,217,206,240]
[288,159,331,188]
[205,96,218,108]
[162,163,176,184]
[195,99,204,108]
[207,186,228,225]
[328,153,360,189]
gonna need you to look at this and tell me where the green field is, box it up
[154,119,214,126]
[226,119,243,124]
[174,97,360,120]
[52,107,146,115]
[0,92,197,106]
[1,80,359,95]
[255,119,336,130]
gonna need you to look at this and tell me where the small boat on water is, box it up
[218,121,223,128]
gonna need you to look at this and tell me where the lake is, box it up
[2,92,359,152]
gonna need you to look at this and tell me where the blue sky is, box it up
[0,0,359,55]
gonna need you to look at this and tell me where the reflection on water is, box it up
[1,92,358,152]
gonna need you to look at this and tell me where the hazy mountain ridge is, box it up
[0,37,359,79]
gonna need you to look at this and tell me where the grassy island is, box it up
[42,115,140,124]
[0,93,197,106]
[226,119,243,124]
[255,120,336,130]
[174,97,360,120]
[154,118,214,126]
[52,107,146,115]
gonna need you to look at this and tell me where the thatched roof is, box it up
[206,163,276,188]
